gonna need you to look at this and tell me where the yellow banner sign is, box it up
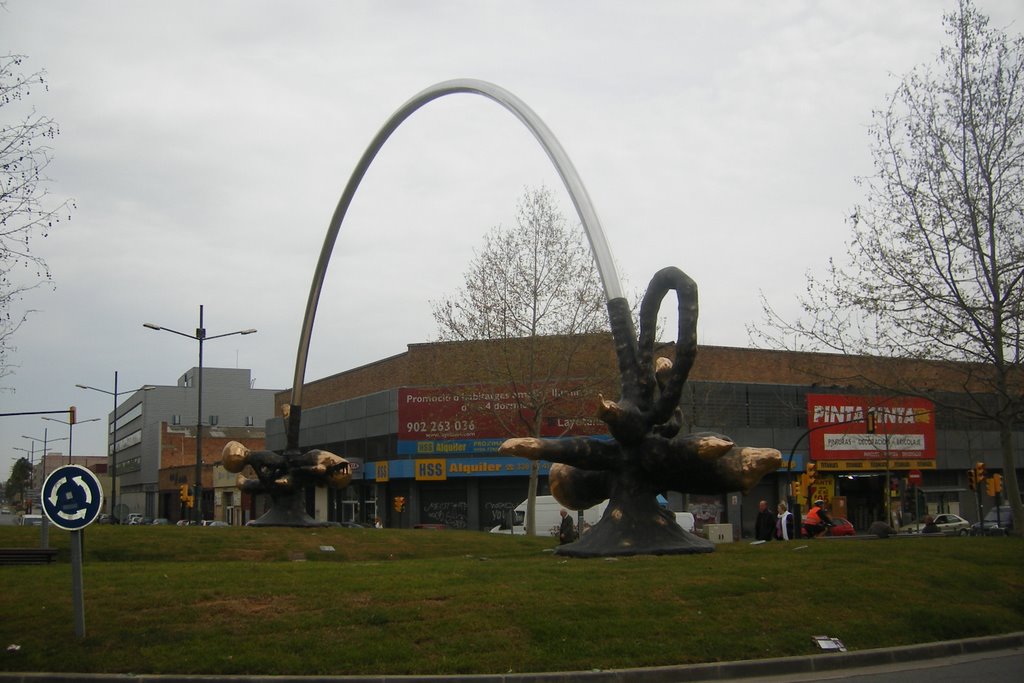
[415,458,447,481]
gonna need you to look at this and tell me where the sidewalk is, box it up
[1,632,1022,682]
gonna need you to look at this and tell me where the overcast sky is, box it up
[2,0,1021,476]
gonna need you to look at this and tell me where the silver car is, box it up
[900,513,971,535]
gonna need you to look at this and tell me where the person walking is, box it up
[775,502,794,541]
[558,509,577,544]
[755,500,775,541]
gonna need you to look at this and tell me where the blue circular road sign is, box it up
[41,465,104,531]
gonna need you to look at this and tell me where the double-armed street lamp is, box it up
[144,305,256,524]
[21,430,68,545]
[42,414,100,465]
[22,431,69,480]
[76,374,154,523]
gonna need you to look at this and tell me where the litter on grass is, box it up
[812,635,847,652]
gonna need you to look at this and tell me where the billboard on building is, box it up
[398,384,606,455]
[806,394,936,465]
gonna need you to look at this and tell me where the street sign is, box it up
[41,465,104,531]
[908,469,923,486]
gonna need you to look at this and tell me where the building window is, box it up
[245,416,254,427]
[209,415,219,426]
[171,415,181,426]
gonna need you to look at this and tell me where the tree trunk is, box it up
[998,418,1022,535]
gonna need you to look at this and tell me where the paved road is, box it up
[726,646,1023,682]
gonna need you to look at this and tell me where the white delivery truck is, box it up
[490,495,607,536]
[490,496,696,536]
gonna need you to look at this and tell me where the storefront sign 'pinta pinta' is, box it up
[806,394,936,467]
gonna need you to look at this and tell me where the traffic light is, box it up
[865,410,876,434]
[69,405,77,424]
[974,461,986,484]
[790,478,807,506]
[179,484,189,502]
[806,461,817,483]
[967,469,977,491]
[986,473,1003,497]
[393,496,406,512]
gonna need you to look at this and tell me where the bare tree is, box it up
[752,1,1024,533]
[1,53,74,381]
[431,185,611,534]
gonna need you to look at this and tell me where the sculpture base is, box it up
[555,504,716,557]
[248,492,334,528]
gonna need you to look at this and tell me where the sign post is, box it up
[41,465,103,639]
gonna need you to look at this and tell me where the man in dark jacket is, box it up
[755,500,775,541]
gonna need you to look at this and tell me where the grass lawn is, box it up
[0,525,1021,676]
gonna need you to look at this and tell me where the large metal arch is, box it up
[288,79,623,449]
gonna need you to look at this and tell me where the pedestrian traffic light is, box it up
[865,410,876,434]
[967,469,976,491]
[393,496,406,512]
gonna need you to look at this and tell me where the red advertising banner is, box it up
[806,394,936,461]
[399,384,606,445]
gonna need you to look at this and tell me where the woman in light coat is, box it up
[775,502,795,541]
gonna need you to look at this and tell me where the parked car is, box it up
[19,514,43,526]
[201,520,229,527]
[151,518,170,525]
[126,513,145,525]
[801,516,856,537]
[971,505,1014,535]
[899,513,970,535]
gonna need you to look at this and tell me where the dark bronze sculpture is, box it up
[500,267,781,556]
[222,437,351,526]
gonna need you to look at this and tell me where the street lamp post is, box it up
[20,430,67,548]
[144,305,256,524]
[76,373,153,523]
[22,431,68,484]
[42,415,100,465]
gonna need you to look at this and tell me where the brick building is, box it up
[156,423,269,525]
[267,336,1022,536]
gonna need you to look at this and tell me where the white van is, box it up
[490,495,608,536]
[490,497,696,536]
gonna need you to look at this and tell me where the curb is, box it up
[1,632,1022,683]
